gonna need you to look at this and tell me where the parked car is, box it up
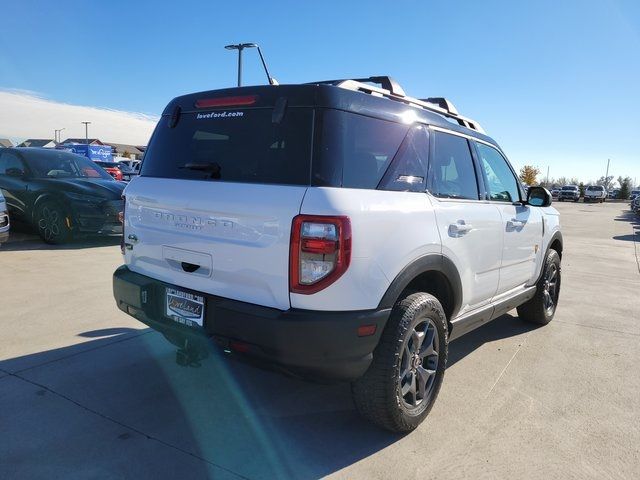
[116,163,138,182]
[608,189,619,199]
[559,185,580,202]
[632,196,640,214]
[94,160,124,181]
[583,185,607,203]
[0,148,124,243]
[0,190,9,244]
[112,76,562,432]
[630,190,640,201]
[116,159,141,170]
[551,188,560,198]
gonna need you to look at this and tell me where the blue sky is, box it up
[1,0,639,183]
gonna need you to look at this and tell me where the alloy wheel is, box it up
[38,206,62,241]
[398,318,439,410]
[543,263,560,315]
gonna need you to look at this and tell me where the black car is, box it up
[0,148,124,243]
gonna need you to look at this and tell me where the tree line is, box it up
[517,165,637,199]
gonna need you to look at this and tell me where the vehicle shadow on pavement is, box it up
[1,315,539,480]
[0,228,120,251]
[1,330,399,480]
[447,314,540,368]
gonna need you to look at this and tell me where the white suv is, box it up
[584,185,607,203]
[113,77,563,432]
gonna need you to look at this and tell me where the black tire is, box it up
[351,292,448,433]
[517,249,561,325]
[35,201,72,244]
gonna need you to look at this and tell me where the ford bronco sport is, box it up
[113,76,562,432]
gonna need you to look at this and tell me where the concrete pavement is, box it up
[1,202,638,479]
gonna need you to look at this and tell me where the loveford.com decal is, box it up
[196,111,244,119]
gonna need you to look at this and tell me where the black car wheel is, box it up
[517,249,561,325]
[351,292,448,432]
[36,201,72,244]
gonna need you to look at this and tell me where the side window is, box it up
[378,125,429,192]
[0,152,24,175]
[475,143,520,203]
[429,131,479,200]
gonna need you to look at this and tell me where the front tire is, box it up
[517,249,561,325]
[36,201,71,244]
[352,292,448,432]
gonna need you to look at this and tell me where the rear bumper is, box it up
[113,266,389,381]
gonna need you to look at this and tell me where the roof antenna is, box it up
[224,42,278,87]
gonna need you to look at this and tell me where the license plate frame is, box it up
[165,287,205,328]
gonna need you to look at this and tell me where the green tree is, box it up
[618,176,632,199]
[519,165,540,186]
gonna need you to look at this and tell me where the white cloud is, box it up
[0,89,159,146]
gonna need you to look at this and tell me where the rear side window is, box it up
[475,142,521,203]
[429,131,479,200]
[378,125,429,192]
[0,152,24,175]
[313,110,409,189]
[141,108,313,185]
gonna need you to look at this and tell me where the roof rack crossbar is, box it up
[309,76,484,134]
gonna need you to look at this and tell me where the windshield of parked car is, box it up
[586,185,604,191]
[24,150,114,180]
[562,185,578,190]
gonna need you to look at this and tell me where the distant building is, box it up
[17,139,57,148]
[104,142,145,160]
[0,139,13,148]
[60,138,105,146]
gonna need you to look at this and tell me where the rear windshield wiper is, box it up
[179,162,221,179]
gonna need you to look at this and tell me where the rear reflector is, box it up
[195,95,258,109]
[229,341,251,353]
[357,325,377,337]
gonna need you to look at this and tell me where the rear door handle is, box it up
[449,221,473,237]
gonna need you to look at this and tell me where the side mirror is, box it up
[5,167,25,178]
[528,186,552,207]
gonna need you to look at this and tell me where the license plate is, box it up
[165,287,205,328]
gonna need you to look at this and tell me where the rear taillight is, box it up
[290,215,351,294]
[120,195,125,255]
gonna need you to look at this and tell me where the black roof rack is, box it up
[309,76,485,133]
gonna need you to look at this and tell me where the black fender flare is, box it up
[529,230,563,286]
[377,253,463,319]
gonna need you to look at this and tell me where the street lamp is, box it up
[54,128,65,144]
[224,42,276,87]
[81,121,91,145]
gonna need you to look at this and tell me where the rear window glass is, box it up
[587,185,604,191]
[141,108,313,185]
[313,110,409,188]
[429,131,479,200]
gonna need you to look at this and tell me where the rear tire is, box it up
[351,292,448,433]
[517,249,561,325]
[35,201,71,244]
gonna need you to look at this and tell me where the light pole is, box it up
[224,42,276,87]
[81,122,91,145]
[54,128,65,144]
